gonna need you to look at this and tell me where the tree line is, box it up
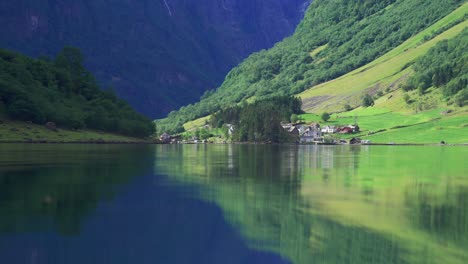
[0,47,155,137]
[210,96,302,143]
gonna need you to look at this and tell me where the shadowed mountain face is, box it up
[0,0,310,118]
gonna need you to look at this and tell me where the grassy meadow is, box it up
[299,100,468,144]
[0,120,152,143]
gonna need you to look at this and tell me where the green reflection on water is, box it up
[155,145,468,264]
[0,144,153,236]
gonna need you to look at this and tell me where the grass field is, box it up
[0,120,151,143]
[183,116,210,131]
[363,115,468,144]
[299,100,468,144]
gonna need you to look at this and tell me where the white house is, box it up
[281,123,293,130]
[321,125,337,134]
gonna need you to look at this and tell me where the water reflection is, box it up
[0,144,154,236]
[155,145,468,264]
[0,144,291,264]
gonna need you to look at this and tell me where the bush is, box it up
[401,83,415,91]
[321,112,331,122]
[199,129,211,140]
[362,94,375,107]
[454,89,467,107]
[323,136,336,144]
[403,94,411,104]
[344,104,352,111]
[291,114,299,123]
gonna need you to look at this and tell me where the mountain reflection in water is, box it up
[0,144,466,264]
[0,144,289,264]
[155,144,468,264]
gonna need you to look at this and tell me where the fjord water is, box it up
[0,144,467,264]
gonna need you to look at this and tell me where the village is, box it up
[159,122,371,145]
[280,122,370,145]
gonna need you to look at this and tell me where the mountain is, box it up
[157,0,467,141]
[0,0,310,117]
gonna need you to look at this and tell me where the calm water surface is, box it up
[0,144,466,264]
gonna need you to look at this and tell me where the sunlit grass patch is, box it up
[309,44,328,58]
[183,116,211,131]
[363,115,468,144]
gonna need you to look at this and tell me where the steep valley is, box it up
[160,0,467,144]
[0,0,310,117]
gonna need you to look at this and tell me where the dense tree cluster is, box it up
[157,0,464,133]
[210,96,302,143]
[403,28,467,106]
[0,47,155,137]
[362,94,375,107]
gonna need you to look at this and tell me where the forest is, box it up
[157,0,465,134]
[0,47,155,137]
[210,96,302,143]
[403,28,467,106]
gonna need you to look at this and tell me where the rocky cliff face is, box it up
[0,0,310,117]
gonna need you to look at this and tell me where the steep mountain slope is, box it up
[158,0,466,135]
[0,0,309,117]
[299,4,468,112]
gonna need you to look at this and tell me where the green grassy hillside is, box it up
[296,4,468,144]
[157,0,466,134]
[299,4,468,112]
[300,103,467,144]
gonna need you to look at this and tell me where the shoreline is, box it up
[170,139,468,146]
[0,140,159,144]
[0,140,466,146]
[175,140,468,146]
